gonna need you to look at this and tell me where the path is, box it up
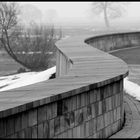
[110,47,140,138]
[110,93,140,138]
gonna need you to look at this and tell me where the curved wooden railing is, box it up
[0,30,135,138]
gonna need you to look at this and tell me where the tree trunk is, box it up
[0,30,31,70]
[104,6,110,28]
[1,40,30,69]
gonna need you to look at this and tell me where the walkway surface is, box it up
[110,47,140,138]
[110,93,140,138]
[0,31,139,138]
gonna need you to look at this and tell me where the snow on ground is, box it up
[0,66,56,92]
[124,77,140,100]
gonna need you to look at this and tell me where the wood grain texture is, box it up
[0,31,129,118]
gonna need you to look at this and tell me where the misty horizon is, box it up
[16,2,140,28]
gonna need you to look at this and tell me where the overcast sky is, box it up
[18,2,140,28]
[19,2,91,18]
[19,2,140,18]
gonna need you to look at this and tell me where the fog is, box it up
[18,2,140,28]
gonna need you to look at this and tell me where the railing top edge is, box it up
[0,30,131,118]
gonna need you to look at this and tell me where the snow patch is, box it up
[0,66,56,92]
[124,77,140,100]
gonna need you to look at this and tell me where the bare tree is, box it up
[91,2,128,28]
[0,2,61,71]
[0,2,29,68]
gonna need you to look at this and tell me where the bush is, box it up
[8,23,61,71]
[0,3,61,72]
[17,67,26,73]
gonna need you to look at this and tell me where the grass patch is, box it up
[110,47,140,65]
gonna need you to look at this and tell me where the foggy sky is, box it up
[18,2,140,27]
[18,2,140,18]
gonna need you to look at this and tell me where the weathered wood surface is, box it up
[110,93,140,138]
[0,32,128,118]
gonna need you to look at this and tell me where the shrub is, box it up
[17,67,26,73]
[8,23,61,71]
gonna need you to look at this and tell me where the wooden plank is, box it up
[0,33,128,118]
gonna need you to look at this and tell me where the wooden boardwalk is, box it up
[0,31,137,138]
[110,93,140,138]
[0,34,128,119]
